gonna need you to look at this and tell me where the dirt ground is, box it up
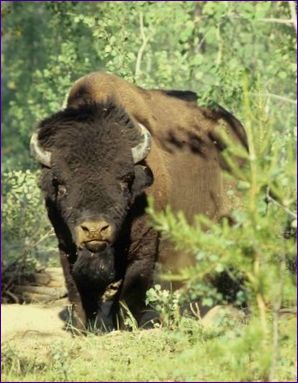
[1,300,71,343]
[1,302,296,382]
[1,300,246,343]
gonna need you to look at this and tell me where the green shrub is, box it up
[147,83,296,380]
[2,1,296,170]
[1,2,296,379]
[2,170,56,272]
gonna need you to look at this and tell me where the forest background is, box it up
[2,1,297,382]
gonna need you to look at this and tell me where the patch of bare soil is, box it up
[1,299,71,343]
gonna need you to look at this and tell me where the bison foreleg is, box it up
[120,254,159,329]
[94,280,122,332]
[59,250,87,333]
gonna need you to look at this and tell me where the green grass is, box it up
[1,315,296,382]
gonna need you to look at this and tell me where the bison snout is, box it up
[85,240,107,252]
[75,218,116,252]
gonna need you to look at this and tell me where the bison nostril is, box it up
[100,224,110,233]
[81,224,90,232]
[79,220,113,239]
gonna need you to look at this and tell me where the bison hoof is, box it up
[59,306,87,335]
[138,310,160,329]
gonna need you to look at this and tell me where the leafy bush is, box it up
[2,1,296,170]
[147,82,296,380]
[1,1,296,380]
[2,170,56,273]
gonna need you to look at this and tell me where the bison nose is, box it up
[75,219,115,252]
[80,219,114,241]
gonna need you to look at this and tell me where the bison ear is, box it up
[131,165,153,198]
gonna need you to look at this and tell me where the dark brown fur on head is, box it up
[39,102,151,227]
[37,101,153,303]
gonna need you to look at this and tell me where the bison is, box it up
[30,72,247,331]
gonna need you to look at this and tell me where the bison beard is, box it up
[31,72,248,333]
[72,248,116,294]
[71,247,117,330]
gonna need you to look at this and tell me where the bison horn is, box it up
[131,123,152,163]
[30,132,52,167]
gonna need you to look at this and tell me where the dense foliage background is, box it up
[2,1,296,169]
[2,1,296,381]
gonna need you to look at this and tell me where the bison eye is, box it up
[121,173,134,183]
[119,181,129,192]
[52,179,67,198]
[57,184,67,197]
[119,174,134,193]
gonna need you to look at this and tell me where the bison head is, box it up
[31,102,153,288]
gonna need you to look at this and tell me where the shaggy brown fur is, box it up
[67,72,247,271]
[34,72,247,331]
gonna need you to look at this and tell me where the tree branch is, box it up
[230,15,294,27]
[135,12,150,81]
[269,248,286,381]
[258,17,294,26]
[288,1,297,33]
[216,23,223,67]
[266,93,297,105]
[252,92,297,105]
[266,187,297,219]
